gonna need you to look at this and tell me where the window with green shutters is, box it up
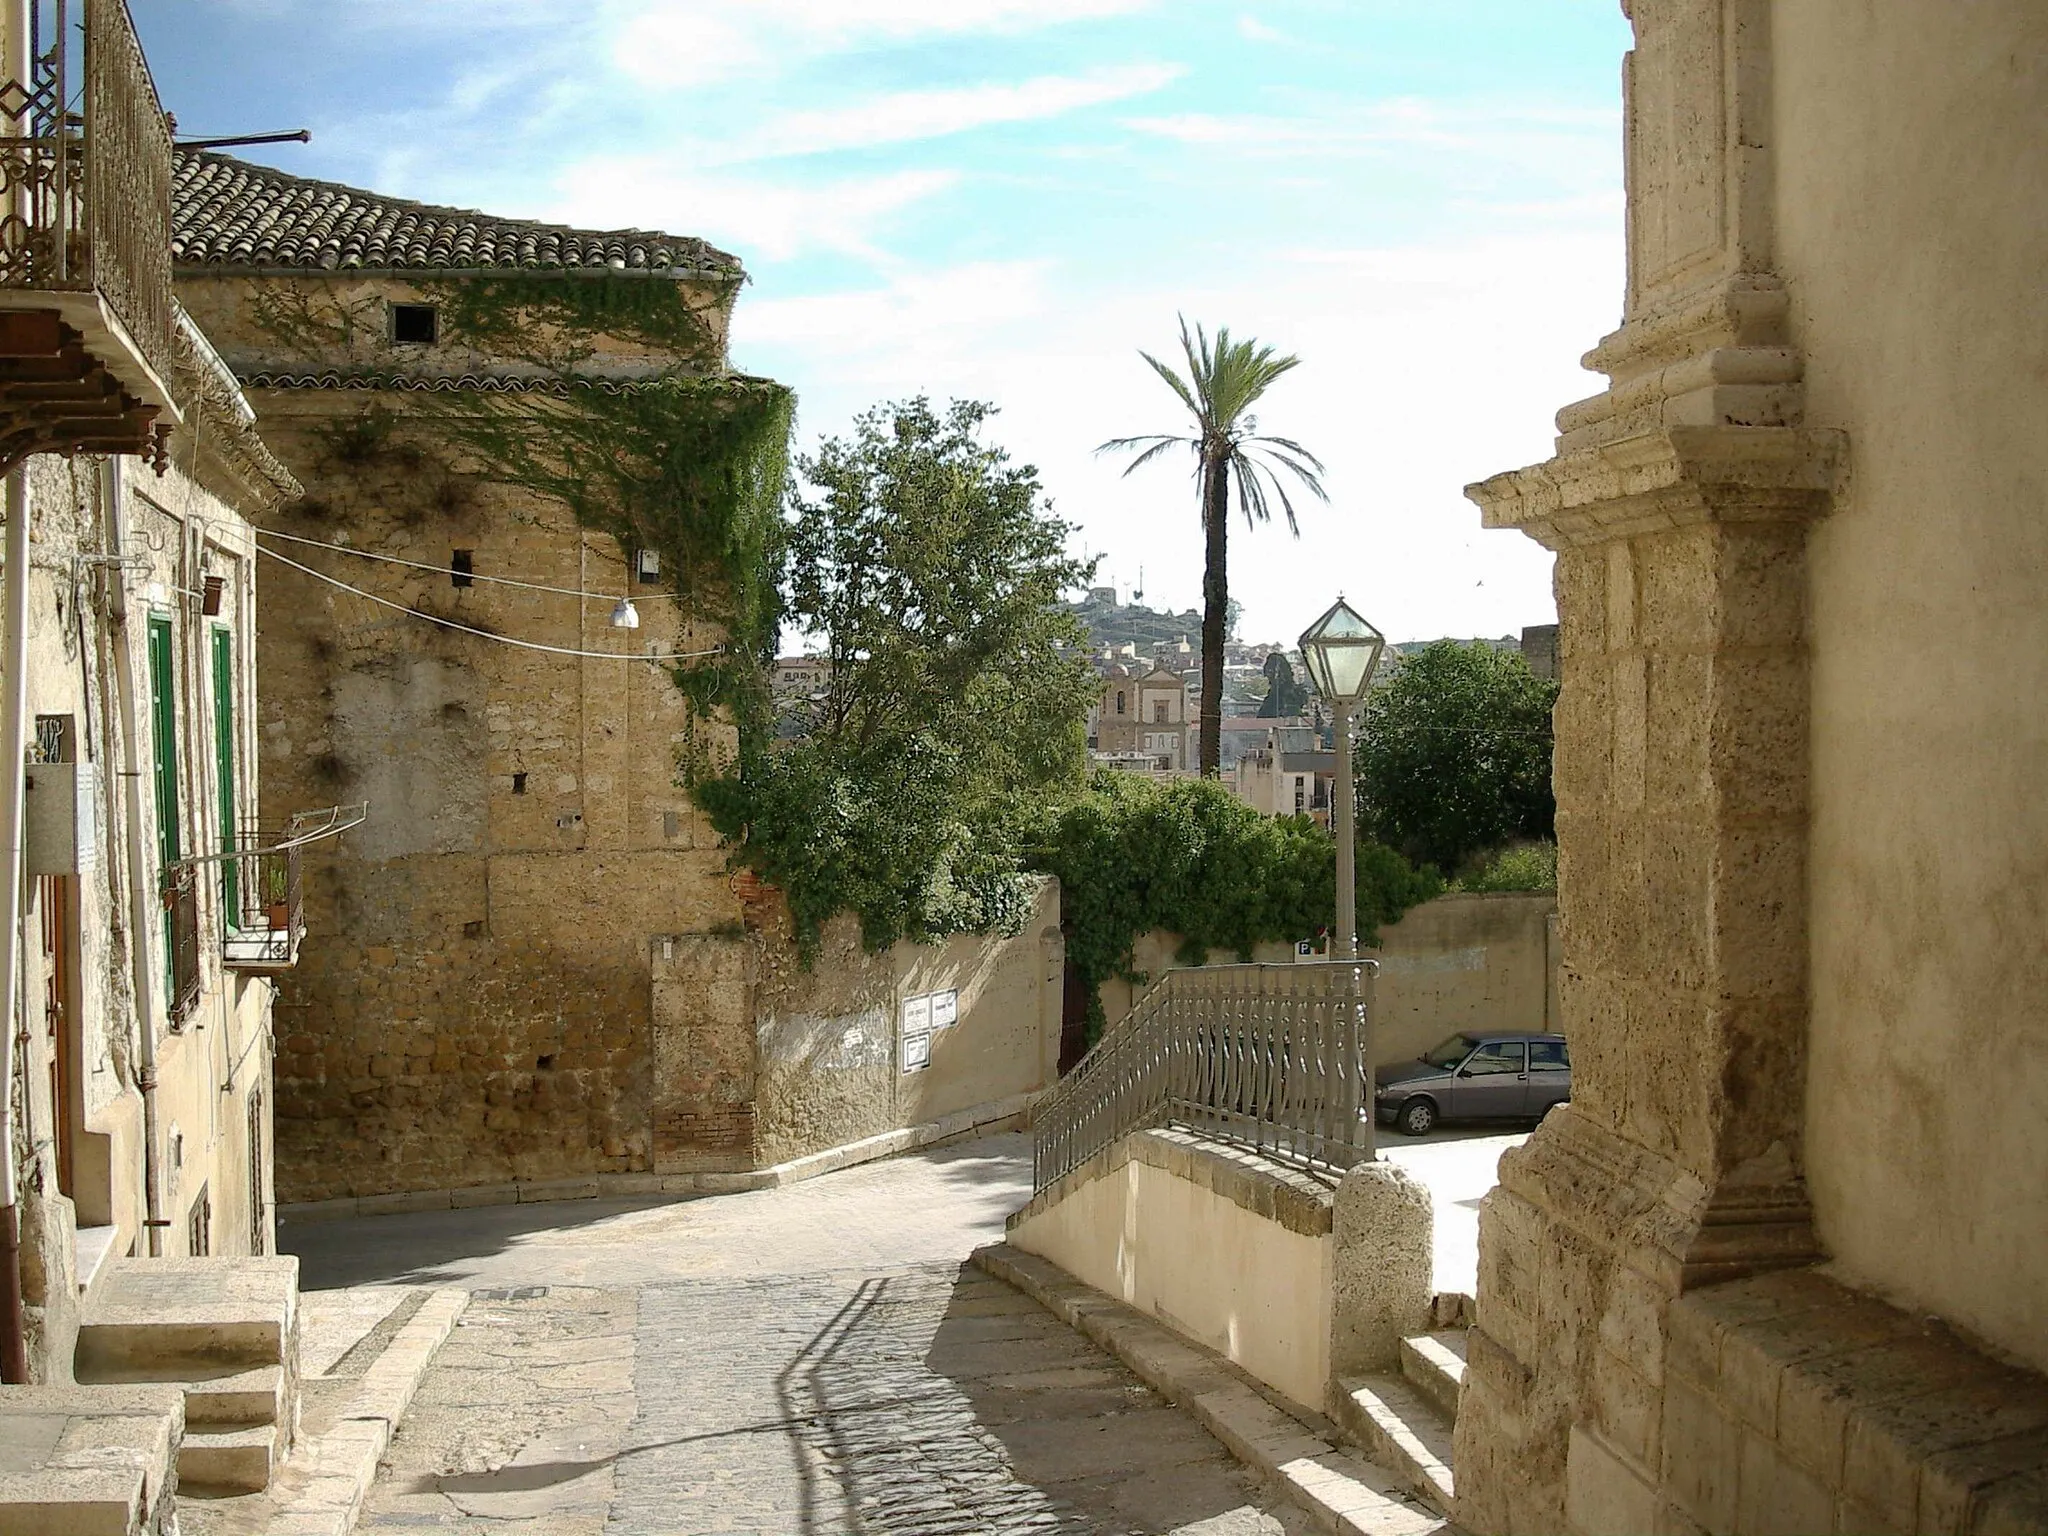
[147,615,180,1007]
[212,626,238,925]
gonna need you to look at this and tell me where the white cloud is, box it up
[546,162,959,262]
[728,65,1184,162]
[613,0,1157,86]
[1238,15,1288,42]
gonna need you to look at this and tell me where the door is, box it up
[40,873,78,1198]
[212,626,238,926]
[1447,1039,1528,1118]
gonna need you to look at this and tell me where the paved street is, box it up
[297,1135,1314,1535]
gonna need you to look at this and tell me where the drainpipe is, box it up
[102,460,164,1257]
[0,467,29,1380]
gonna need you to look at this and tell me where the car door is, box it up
[1448,1039,1527,1119]
[1528,1039,1571,1116]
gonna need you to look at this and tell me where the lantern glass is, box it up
[1297,598,1385,706]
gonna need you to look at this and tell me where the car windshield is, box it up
[1421,1034,1479,1069]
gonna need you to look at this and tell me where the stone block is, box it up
[1592,1346,1663,1471]
[1331,1159,1433,1376]
[1736,1428,1838,1536]
[1567,1422,1659,1536]
[1660,1374,1743,1532]
[1919,1425,2048,1535]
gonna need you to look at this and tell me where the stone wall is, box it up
[1453,1,2048,1531]
[1100,890,1558,1068]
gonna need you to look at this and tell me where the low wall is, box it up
[1007,1128,1335,1410]
[1101,890,1557,1068]
[752,879,1064,1167]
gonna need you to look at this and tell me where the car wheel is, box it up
[1398,1098,1437,1137]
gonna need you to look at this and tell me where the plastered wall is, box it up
[1778,2,2048,1373]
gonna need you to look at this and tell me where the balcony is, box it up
[220,836,303,973]
[0,0,179,467]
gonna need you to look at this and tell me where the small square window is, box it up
[634,548,661,584]
[451,549,474,589]
[392,303,439,345]
[511,772,528,795]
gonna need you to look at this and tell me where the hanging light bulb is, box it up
[609,596,641,630]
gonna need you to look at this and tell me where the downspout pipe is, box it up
[102,460,164,1257]
[0,466,29,1381]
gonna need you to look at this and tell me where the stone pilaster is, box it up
[1451,3,1848,1531]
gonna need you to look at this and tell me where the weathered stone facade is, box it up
[1455,3,2048,1532]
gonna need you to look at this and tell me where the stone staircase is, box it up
[72,1257,302,1497]
[0,1384,182,1535]
[1334,1325,1466,1517]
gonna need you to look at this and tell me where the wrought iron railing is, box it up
[161,861,201,1022]
[1033,960,1377,1193]
[0,0,175,384]
[220,834,302,973]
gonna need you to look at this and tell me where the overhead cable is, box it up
[256,545,721,663]
[255,525,680,602]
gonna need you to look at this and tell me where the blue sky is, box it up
[138,0,1632,647]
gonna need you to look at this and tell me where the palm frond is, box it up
[1105,436,1189,478]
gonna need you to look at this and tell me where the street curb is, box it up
[972,1242,1456,1536]
[252,1287,470,1536]
[280,1093,1039,1224]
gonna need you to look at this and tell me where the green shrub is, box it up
[1453,841,1558,893]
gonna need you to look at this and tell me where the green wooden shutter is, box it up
[147,616,179,867]
[212,626,238,924]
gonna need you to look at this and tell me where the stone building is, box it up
[1231,724,1334,825]
[1457,3,2048,1532]
[0,9,312,1515]
[1092,663,1191,771]
[169,151,799,1205]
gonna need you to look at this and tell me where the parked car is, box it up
[1373,1031,1571,1136]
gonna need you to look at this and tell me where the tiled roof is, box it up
[171,151,742,277]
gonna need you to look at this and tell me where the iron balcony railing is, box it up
[220,833,303,973]
[0,0,175,386]
[1033,959,1377,1193]
[161,861,201,1022]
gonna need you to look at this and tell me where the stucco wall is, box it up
[753,880,1062,1167]
[1779,3,2048,1372]
[1009,1129,1334,1410]
[1100,891,1558,1067]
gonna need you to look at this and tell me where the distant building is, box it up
[1519,624,1559,681]
[1232,725,1336,826]
[1092,665,1190,772]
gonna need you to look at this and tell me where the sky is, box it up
[137,0,1633,647]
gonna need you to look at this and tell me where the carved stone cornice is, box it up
[1464,423,1844,552]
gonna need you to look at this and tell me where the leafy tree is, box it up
[1357,641,1558,874]
[1257,651,1309,718]
[697,398,1101,952]
[1099,320,1327,777]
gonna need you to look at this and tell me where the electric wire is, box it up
[254,525,681,602]
[256,545,722,662]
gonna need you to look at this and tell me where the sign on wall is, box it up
[898,988,958,1073]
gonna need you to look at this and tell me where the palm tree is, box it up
[1099,319,1328,777]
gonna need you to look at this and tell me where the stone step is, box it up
[76,1256,299,1379]
[1334,1372,1456,1516]
[73,1361,285,1432]
[0,1384,182,1536]
[1399,1329,1467,1423]
[177,1421,279,1494]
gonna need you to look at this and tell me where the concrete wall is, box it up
[1100,891,1558,1068]
[1778,2,2048,1375]
[753,880,1063,1168]
[1009,1129,1335,1411]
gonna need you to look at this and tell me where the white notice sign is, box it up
[930,989,958,1030]
[901,1030,931,1072]
[902,993,931,1034]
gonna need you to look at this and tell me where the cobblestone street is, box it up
[290,1136,1311,1535]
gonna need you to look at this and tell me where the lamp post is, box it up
[1298,596,1386,959]
[1301,598,1386,1158]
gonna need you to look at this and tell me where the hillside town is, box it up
[1,4,2044,1536]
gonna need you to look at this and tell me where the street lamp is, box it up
[1297,596,1385,959]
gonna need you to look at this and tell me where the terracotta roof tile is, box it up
[171,150,743,278]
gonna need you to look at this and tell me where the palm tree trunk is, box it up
[1199,450,1229,776]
